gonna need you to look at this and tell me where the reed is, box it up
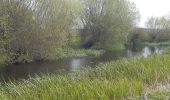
[0,54,170,99]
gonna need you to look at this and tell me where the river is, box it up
[0,46,165,82]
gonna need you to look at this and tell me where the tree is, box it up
[127,28,148,50]
[0,0,77,63]
[145,16,170,42]
[80,0,140,50]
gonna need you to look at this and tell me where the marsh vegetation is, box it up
[0,0,170,99]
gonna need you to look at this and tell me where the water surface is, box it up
[0,46,165,82]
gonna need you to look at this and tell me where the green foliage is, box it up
[80,0,140,50]
[145,16,170,42]
[0,0,78,63]
[127,28,148,48]
[46,48,104,60]
[0,53,10,66]
[0,0,140,64]
[70,33,81,49]
[143,41,170,47]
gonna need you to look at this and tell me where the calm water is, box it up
[0,46,165,82]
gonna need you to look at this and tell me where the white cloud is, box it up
[130,0,170,27]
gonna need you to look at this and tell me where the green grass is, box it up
[143,41,170,47]
[46,48,104,60]
[0,53,170,99]
[148,92,170,99]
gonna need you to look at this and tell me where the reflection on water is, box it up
[71,59,82,71]
[142,47,164,57]
[127,47,164,58]
[143,47,151,57]
[0,46,165,82]
[70,58,92,71]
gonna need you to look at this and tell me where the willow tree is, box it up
[0,0,77,62]
[146,16,170,42]
[0,0,37,62]
[32,0,81,58]
[80,0,139,50]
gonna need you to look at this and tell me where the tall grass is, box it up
[89,55,170,84]
[0,77,144,100]
[0,54,170,99]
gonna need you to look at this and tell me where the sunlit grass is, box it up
[0,77,144,100]
[0,53,170,99]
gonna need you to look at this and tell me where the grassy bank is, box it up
[143,41,170,47]
[46,48,104,60]
[0,53,170,99]
[0,48,104,65]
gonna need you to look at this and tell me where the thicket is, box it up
[145,16,170,42]
[80,0,139,50]
[127,16,170,48]
[0,0,139,64]
[0,0,77,63]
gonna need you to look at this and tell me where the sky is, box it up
[130,0,170,27]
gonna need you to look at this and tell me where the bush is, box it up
[0,0,76,63]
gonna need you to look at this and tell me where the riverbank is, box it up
[46,48,104,60]
[0,52,170,99]
[0,48,104,67]
[142,41,170,47]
